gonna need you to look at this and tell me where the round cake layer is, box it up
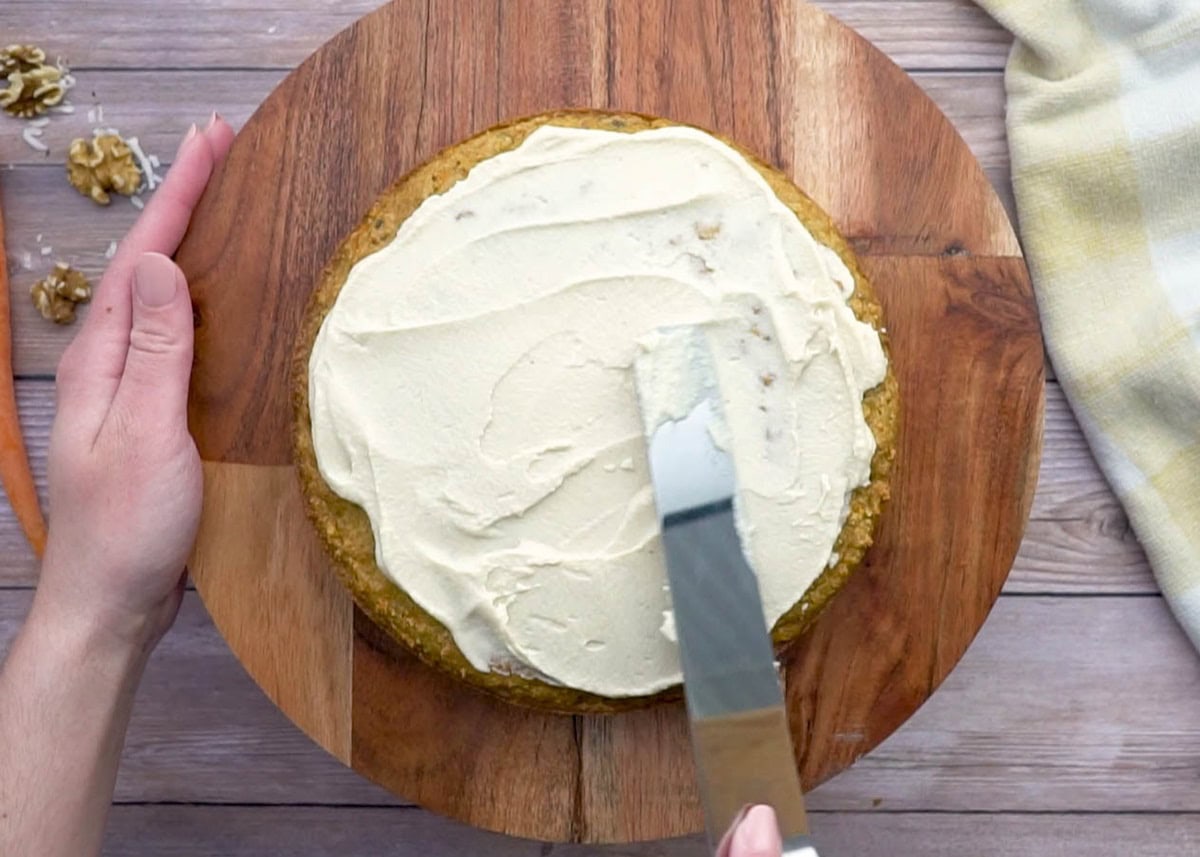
[292,110,898,713]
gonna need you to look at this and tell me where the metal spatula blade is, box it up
[633,327,818,857]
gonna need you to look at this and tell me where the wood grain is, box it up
[351,615,581,840]
[101,805,549,857]
[189,462,353,760]
[788,253,1042,785]
[164,0,1042,842]
[0,70,285,166]
[820,594,1200,813]
[4,1,1010,72]
[809,813,1200,857]
[4,591,1199,813]
[775,16,1017,257]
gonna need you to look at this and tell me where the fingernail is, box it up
[175,123,199,157]
[731,806,782,857]
[134,253,180,308]
[205,111,222,132]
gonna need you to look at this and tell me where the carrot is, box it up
[0,184,47,557]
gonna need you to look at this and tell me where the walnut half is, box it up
[0,44,47,74]
[67,133,143,205]
[31,263,91,325]
[0,44,68,118]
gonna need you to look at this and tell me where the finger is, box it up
[95,125,217,320]
[727,806,782,857]
[57,125,219,438]
[108,253,194,433]
[202,112,235,162]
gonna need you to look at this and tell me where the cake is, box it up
[292,110,898,713]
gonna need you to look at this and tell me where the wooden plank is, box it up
[100,806,1200,857]
[6,1,1011,72]
[0,380,1155,593]
[5,591,1197,810]
[102,806,546,857]
[810,595,1200,813]
[1014,383,1152,593]
[0,70,286,165]
[0,70,1009,168]
[815,1,1012,71]
[6,1,384,71]
[190,462,354,762]
[810,813,1200,857]
[350,616,583,842]
[915,72,1009,171]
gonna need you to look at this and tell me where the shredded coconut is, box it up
[126,136,163,191]
[130,195,145,210]
[21,126,48,152]
[104,240,118,259]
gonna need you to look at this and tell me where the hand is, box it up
[722,805,784,857]
[35,116,234,654]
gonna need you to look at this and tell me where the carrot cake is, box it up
[292,110,898,713]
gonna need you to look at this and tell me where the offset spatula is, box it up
[634,328,818,857]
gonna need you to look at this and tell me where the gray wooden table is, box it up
[2,2,1198,855]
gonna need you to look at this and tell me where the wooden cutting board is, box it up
[176,0,1044,844]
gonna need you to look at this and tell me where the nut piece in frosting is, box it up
[31,263,91,325]
[67,133,143,205]
[0,44,69,118]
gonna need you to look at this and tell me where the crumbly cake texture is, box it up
[292,110,900,714]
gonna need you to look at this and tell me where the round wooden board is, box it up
[177,0,1044,844]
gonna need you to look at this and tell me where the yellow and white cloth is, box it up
[976,0,1200,649]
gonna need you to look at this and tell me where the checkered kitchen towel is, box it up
[974,0,1200,651]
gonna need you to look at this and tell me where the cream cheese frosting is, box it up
[308,124,888,697]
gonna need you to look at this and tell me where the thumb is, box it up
[726,806,783,857]
[112,252,194,428]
